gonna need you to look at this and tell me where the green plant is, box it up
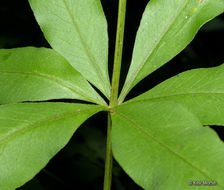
[0,0,224,189]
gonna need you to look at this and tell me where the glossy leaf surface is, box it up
[119,0,224,103]
[28,0,111,98]
[112,101,224,190]
[131,64,224,125]
[0,47,106,106]
[0,103,104,190]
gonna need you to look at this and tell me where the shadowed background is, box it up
[0,0,224,189]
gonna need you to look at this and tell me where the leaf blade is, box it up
[130,64,224,125]
[112,101,224,189]
[0,47,106,106]
[119,0,224,103]
[0,102,104,190]
[28,0,111,98]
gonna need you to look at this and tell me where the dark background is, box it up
[0,0,224,189]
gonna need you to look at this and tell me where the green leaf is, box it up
[0,47,106,106]
[118,0,224,103]
[28,0,111,98]
[112,101,224,190]
[130,64,224,125]
[0,102,104,190]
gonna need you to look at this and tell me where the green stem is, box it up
[104,0,127,189]
[103,113,113,190]
[110,0,127,107]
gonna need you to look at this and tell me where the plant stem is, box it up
[110,0,127,107]
[103,113,113,190]
[103,0,127,189]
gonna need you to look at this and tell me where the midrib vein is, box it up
[0,107,100,145]
[116,111,220,184]
[120,0,190,101]
[128,92,224,104]
[0,70,97,104]
[62,0,109,96]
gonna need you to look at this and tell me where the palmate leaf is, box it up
[0,47,106,106]
[118,0,224,103]
[0,103,104,190]
[130,64,224,125]
[112,101,224,190]
[28,0,111,98]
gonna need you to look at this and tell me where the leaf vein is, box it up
[127,92,224,105]
[120,0,190,101]
[0,70,97,104]
[62,0,109,96]
[0,106,100,146]
[116,110,215,182]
